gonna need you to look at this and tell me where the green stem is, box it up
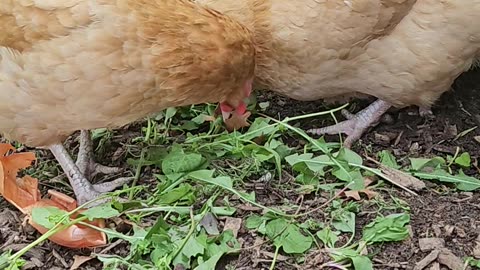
[269,246,281,270]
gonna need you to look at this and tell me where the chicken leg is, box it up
[76,130,123,179]
[307,99,392,148]
[48,130,133,206]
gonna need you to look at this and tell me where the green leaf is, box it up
[409,157,445,171]
[162,146,205,179]
[0,251,25,270]
[285,153,328,176]
[265,218,288,240]
[351,256,373,270]
[31,207,69,229]
[145,217,169,239]
[455,152,471,167]
[281,225,313,254]
[456,170,480,191]
[413,168,480,191]
[80,204,120,221]
[265,219,312,254]
[332,211,356,233]
[362,213,410,244]
[183,237,205,258]
[467,257,480,268]
[316,227,338,248]
[127,146,169,167]
[165,107,177,119]
[245,215,264,229]
[336,148,363,165]
[157,184,196,205]
[192,230,239,269]
[211,207,236,216]
[194,253,223,270]
[378,150,399,169]
[332,168,365,190]
[243,118,278,140]
[296,173,319,185]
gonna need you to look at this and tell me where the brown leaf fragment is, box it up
[223,217,242,238]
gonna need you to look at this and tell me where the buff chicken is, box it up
[198,0,480,147]
[0,0,256,205]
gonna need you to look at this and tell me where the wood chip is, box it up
[473,235,480,258]
[429,262,440,270]
[419,238,445,252]
[438,249,464,270]
[52,249,69,268]
[70,256,95,270]
[414,249,440,270]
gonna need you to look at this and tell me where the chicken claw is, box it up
[308,99,392,148]
[48,131,133,206]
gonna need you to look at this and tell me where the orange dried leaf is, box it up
[0,143,107,249]
[26,190,107,249]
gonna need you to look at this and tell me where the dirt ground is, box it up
[1,67,479,270]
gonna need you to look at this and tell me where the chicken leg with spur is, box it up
[0,0,255,205]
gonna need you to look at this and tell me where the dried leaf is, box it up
[344,190,361,200]
[203,115,217,122]
[382,166,425,191]
[224,111,251,131]
[0,143,107,248]
[70,255,95,270]
[366,156,422,194]
[223,217,242,238]
[344,189,378,201]
[0,144,37,211]
[27,190,107,248]
[343,177,378,201]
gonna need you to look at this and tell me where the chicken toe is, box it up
[76,130,123,179]
[308,99,392,148]
[419,106,433,117]
[48,143,132,206]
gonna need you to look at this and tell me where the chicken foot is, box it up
[48,131,133,206]
[308,99,392,148]
[76,130,123,179]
